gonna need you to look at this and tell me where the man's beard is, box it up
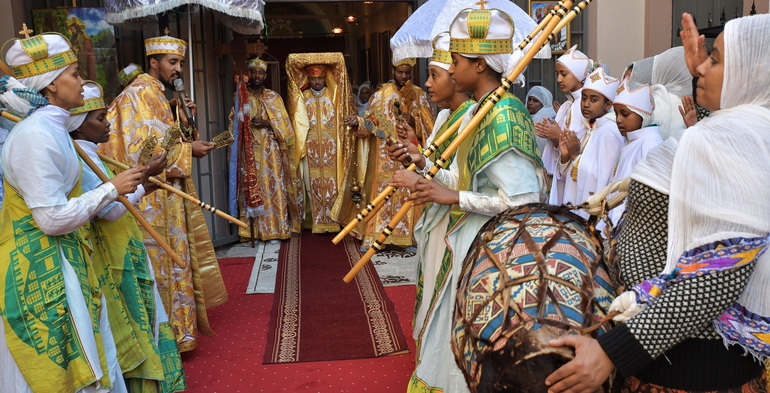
[248,79,263,90]
[160,73,181,90]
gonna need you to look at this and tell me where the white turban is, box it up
[0,34,74,115]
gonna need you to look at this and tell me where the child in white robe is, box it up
[535,45,595,177]
[548,67,624,219]
[607,80,664,226]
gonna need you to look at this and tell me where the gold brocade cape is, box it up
[99,73,228,352]
[227,88,303,240]
[0,174,112,393]
[340,81,434,246]
[285,52,356,233]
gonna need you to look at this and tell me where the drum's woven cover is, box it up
[453,204,615,391]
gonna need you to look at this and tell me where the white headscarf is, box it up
[526,86,556,121]
[632,14,770,317]
[629,46,692,98]
[356,81,372,117]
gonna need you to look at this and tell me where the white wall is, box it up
[586,0,646,78]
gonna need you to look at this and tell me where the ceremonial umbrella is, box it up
[390,0,550,63]
[103,0,265,34]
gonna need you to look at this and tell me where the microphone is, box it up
[173,78,196,128]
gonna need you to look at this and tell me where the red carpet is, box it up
[181,255,417,392]
[265,232,409,363]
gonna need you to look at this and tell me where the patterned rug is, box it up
[243,239,416,294]
[264,231,410,364]
[371,247,417,287]
[245,241,281,294]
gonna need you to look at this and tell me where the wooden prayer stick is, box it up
[516,0,565,51]
[1,110,21,122]
[73,141,187,269]
[343,0,578,283]
[97,153,249,229]
[364,189,394,223]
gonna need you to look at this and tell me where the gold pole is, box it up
[343,0,582,283]
[97,153,249,229]
[72,141,187,269]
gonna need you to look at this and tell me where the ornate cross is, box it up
[18,23,33,39]
[214,35,269,75]
[476,0,489,10]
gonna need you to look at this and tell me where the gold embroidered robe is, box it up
[361,81,434,247]
[99,73,228,352]
[300,88,343,233]
[227,88,302,241]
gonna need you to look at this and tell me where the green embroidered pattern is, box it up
[5,215,83,368]
[466,93,542,176]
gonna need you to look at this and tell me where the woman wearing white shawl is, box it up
[0,33,145,393]
[628,47,690,139]
[526,85,557,153]
[356,81,373,117]
[544,14,770,393]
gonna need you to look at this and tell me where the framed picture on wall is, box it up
[32,7,121,102]
[529,1,570,54]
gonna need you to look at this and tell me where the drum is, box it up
[452,203,615,393]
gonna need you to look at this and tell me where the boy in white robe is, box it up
[536,45,595,177]
[548,67,624,219]
[607,80,664,225]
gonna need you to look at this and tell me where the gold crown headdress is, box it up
[393,57,417,68]
[430,32,452,65]
[118,63,143,86]
[69,80,106,115]
[144,35,187,57]
[448,2,515,55]
[2,25,77,79]
[247,57,267,71]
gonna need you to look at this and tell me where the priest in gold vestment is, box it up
[227,57,302,242]
[99,35,228,352]
[286,53,356,233]
[344,58,434,249]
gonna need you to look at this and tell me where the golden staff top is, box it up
[332,0,583,245]
[343,0,590,283]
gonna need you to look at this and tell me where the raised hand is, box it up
[535,118,563,144]
[678,95,698,127]
[387,140,424,168]
[680,13,708,77]
[192,140,215,158]
[559,130,581,162]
